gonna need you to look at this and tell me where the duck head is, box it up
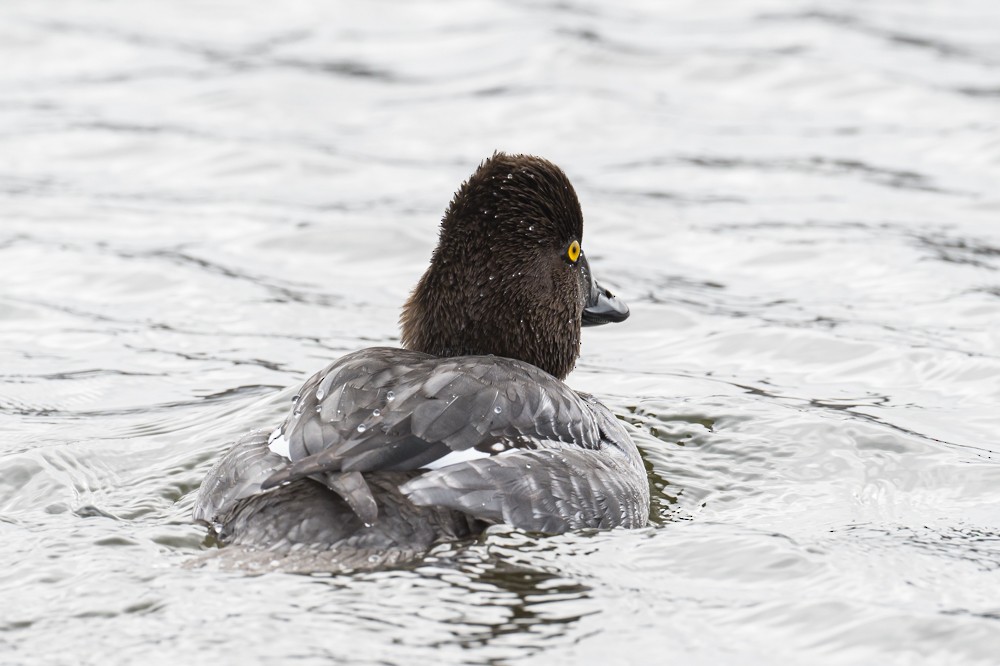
[400,152,628,380]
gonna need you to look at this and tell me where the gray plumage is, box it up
[195,430,482,557]
[193,153,648,567]
[195,349,647,545]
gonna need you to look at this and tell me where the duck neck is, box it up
[399,262,580,380]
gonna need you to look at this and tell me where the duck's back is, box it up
[194,348,648,555]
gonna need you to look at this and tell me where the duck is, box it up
[193,152,649,567]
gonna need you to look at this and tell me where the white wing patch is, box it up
[267,427,290,459]
[421,447,492,470]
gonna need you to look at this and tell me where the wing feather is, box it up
[194,430,285,525]
[400,445,648,533]
[257,348,642,533]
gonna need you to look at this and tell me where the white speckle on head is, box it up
[267,428,290,459]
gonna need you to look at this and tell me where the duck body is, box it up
[193,153,649,563]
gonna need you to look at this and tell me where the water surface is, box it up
[2,1,1000,664]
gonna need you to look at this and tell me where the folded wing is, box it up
[211,348,648,533]
[262,348,600,487]
[400,445,648,533]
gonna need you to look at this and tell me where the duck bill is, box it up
[579,251,629,326]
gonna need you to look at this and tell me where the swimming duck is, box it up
[194,153,649,565]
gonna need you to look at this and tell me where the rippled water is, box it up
[3,0,1000,664]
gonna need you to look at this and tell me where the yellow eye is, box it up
[566,240,581,263]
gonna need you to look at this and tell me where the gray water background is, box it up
[2,1,1000,664]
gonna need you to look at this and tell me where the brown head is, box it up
[400,152,628,380]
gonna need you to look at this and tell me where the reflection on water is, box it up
[2,0,1000,663]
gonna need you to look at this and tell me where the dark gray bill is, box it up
[579,251,629,326]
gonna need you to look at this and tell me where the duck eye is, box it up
[566,240,581,263]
